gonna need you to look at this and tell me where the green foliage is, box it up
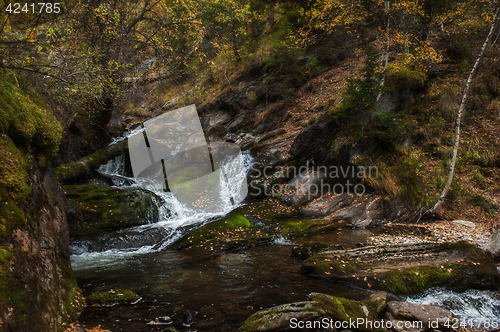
[332,46,383,121]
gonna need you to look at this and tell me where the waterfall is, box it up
[70,141,253,269]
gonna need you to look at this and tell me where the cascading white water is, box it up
[71,143,253,270]
[407,287,500,328]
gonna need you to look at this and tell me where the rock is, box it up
[302,241,500,294]
[282,169,328,207]
[0,82,82,331]
[384,301,454,332]
[301,194,409,228]
[65,184,160,236]
[86,288,141,306]
[290,114,340,165]
[368,292,387,316]
[173,204,274,252]
[307,292,379,323]
[202,110,233,131]
[292,241,329,259]
[451,220,476,228]
[486,229,500,258]
[238,301,326,332]
[238,292,387,332]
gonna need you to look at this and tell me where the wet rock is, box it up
[173,205,273,252]
[65,184,160,236]
[302,241,500,295]
[292,241,329,259]
[384,301,454,332]
[238,301,326,332]
[86,288,141,306]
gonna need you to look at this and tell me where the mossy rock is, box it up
[238,301,326,332]
[174,209,271,252]
[302,241,500,295]
[86,289,140,306]
[65,184,160,236]
[281,218,342,236]
[0,76,62,168]
[307,292,386,331]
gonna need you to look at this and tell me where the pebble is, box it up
[368,221,491,248]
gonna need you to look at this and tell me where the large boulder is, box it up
[65,184,160,236]
[238,292,388,332]
[238,301,326,332]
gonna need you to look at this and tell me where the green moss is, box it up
[86,289,140,306]
[225,214,252,228]
[0,136,31,203]
[64,184,159,236]
[174,212,268,251]
[61,282,84,324]
[283,220,312,234]
[371,263,462,295]
[238,311,266,332]
[0,77,62,168]
[281,219,341,236]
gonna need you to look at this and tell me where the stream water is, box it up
[70,135,500,331]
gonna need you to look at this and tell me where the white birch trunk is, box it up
[429,6,500,213]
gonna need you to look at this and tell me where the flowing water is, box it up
[70,135,500,331]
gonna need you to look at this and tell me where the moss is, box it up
[174,212,268,251]
[86,289,140,306]
[54,144,128,183]
[0,136,31,203]
[238,311,266,332]
[371,263,463,295]
[64,184,159,236]
[281,219,341,236]
[60,282,84,324]
[0,77,62,168]
[283,220,312,234]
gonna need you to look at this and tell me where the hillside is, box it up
[1,0,500,331]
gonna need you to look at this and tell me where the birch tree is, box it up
[429,5,500,212]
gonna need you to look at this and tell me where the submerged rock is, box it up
[302,241,500,295]
[292,241,329,259]
[65,184,160,236]
[86,288,141,306]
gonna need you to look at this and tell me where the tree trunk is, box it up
[377,0,390,102]
[429,6,500,213]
